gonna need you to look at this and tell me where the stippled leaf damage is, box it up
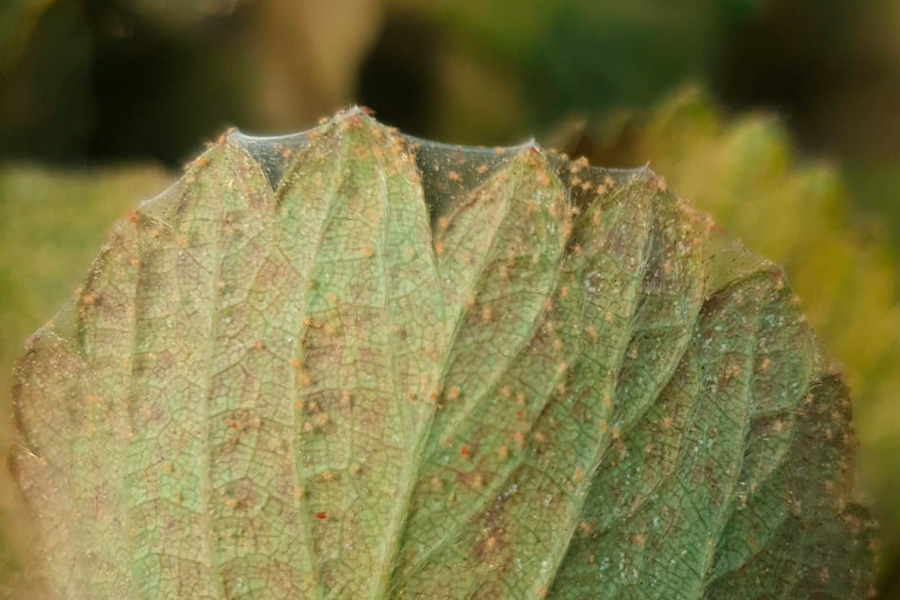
[9,109,874,600]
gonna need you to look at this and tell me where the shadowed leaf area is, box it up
[9,109,873,599]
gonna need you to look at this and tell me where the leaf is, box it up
[0,164,172,400]
[9,109,873,599]
[0,163,172,598]
[544,87,900,589]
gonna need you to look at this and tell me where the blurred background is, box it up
[0,0,899,597]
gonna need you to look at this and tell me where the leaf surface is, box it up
[10,109,873,599]
[546,88,900,588]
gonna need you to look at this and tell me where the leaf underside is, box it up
[10,109,873,600]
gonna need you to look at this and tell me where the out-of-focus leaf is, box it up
[0,1,93,162]
[546,87,900,592]
[8,109,872,599]
[111,0,246,29]
[0,0,384,165]
[371,0,766,143]
[0,0,55,76]
[844,161,900,255]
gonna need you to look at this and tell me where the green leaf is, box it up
[10,109,873,599]
[544,87,900,588]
